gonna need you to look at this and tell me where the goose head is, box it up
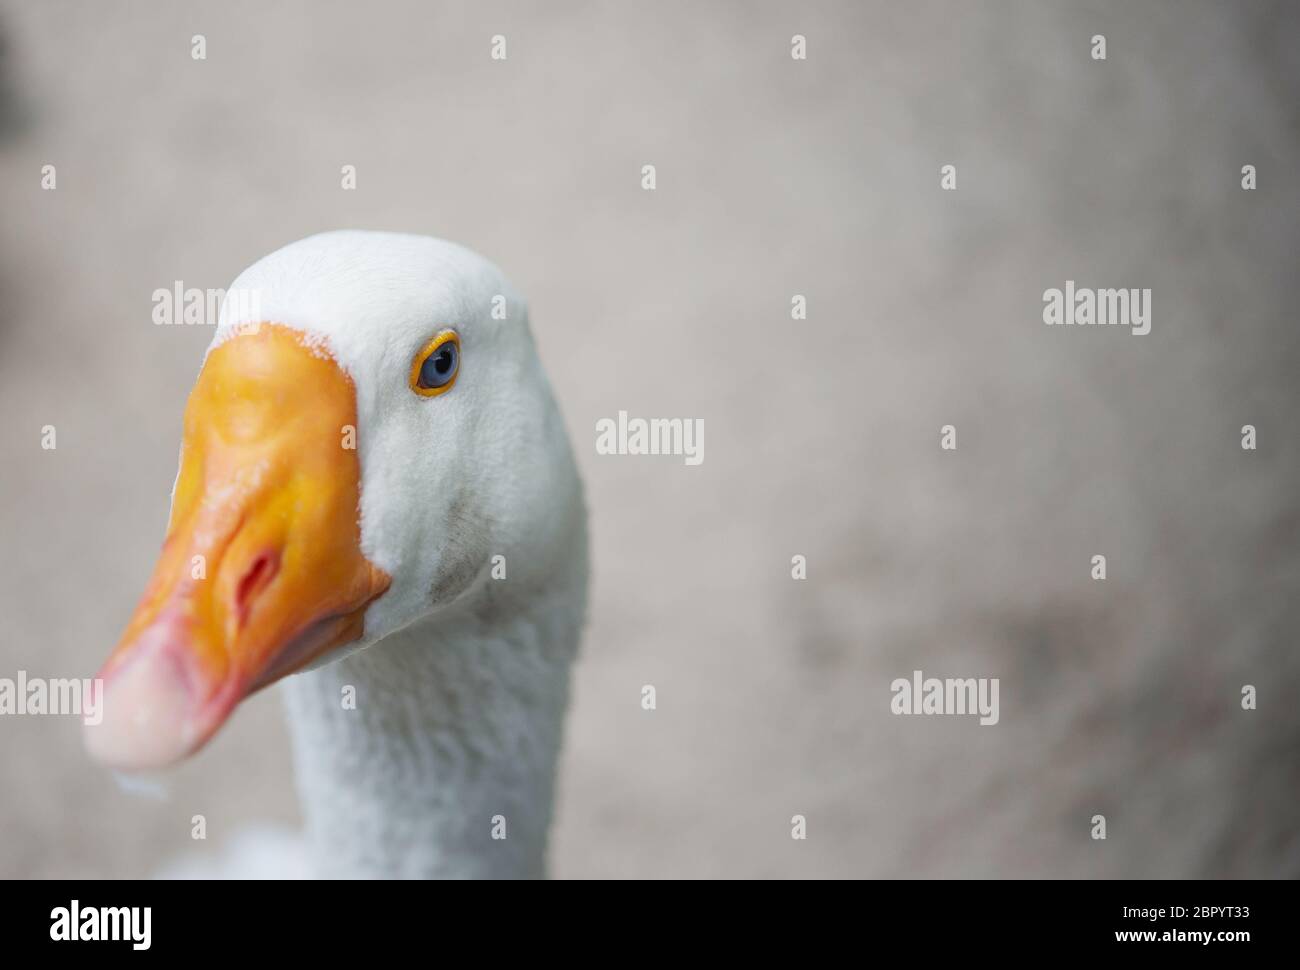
[86,230,585,771]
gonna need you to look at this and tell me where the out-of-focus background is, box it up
[1,0,1297,878]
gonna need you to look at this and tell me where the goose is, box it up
[85,230,589,879]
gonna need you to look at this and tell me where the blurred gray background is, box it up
[1,0,1297,878]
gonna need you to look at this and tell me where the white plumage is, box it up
[153,231,589,878]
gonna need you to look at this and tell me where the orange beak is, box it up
[85,324,390,770]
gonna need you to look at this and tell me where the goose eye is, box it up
[410,332,460,397]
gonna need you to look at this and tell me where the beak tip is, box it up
[83,651,202,771]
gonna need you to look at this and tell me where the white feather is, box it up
[183,231,590,878]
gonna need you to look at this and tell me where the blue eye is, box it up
[411,333,460,396]
[419,344,457,388]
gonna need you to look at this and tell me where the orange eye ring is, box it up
[409,330,460,397]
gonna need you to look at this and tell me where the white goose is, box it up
[86,231,589,879]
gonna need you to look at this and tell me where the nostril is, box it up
[234,551,279,626]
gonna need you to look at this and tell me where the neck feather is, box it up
[280,590,580,878]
